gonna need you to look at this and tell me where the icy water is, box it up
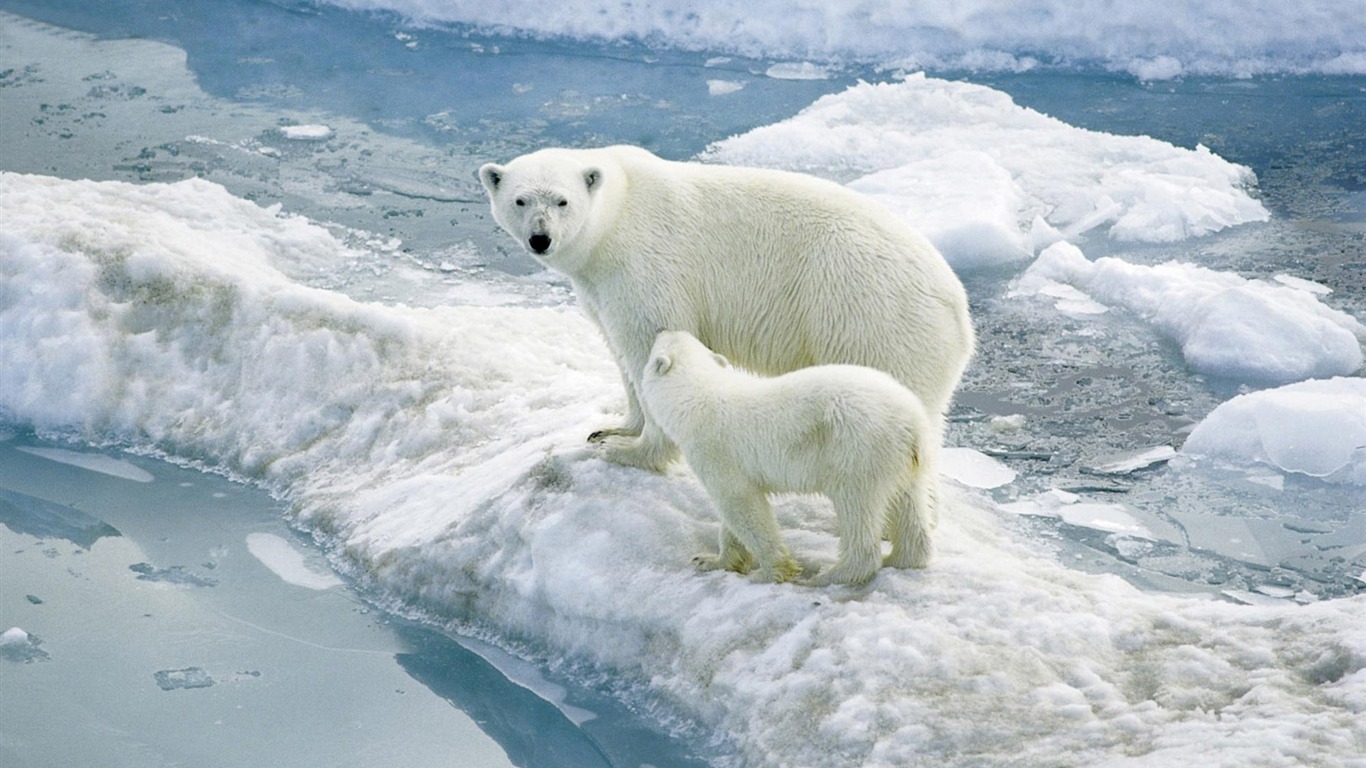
[2,2,1364,766]
[0,433,712,767]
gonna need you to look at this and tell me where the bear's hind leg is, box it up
[810,487,885,586]
[884,474,933,570]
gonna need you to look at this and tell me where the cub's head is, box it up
[479,150,603,269]
[645,331,731,385]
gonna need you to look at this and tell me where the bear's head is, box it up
[479,151,603,271]
[645,331,731,383]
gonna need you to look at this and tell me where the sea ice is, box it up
[153,667,216,691]
[15,446,154,483]
[320,0,1366,78]
[703,76,1268,269]
[0,627,50,663]
[1017,241,1366,384]
[940,447,1017,489]
[1000,489,1154,538]
[1180,377,1366,486]
[706,79,745,96]
[1083,445,1177,475]
[278,124,335,141]
[246,532,344,590]
[2,165,1363,768]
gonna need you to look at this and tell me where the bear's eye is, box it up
[556,198,568,208]
[514,197,526,207]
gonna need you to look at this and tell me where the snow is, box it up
[319,0,1366,78]
[1016,242,1366,384]
[3,170,1363,766]
[246,533,345,590]
[702,76,1269,270]
[1180,377,1366,487]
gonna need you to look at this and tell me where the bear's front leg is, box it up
[596,420,679,472]
[587,368,646,442]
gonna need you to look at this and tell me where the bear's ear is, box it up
[650,354,673,376]
[584,167,602,193]
[479,163,504,195]
[711,352,731,369]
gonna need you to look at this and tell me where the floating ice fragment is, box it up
[1182,377,1366,485]
[278,124,334,141]
[940,447,1017,489]
[0,627,50,663]
[707,79,745,96]
[706,76,1268,273]
[1017,242,1366,384]
[154,667,215,691]
[15,446,153,482]
[1084,445,1177,475]
[246,532,343,590]
[764,61,833,80]
[1221,589,1289,607]
[1001,489,1154,538]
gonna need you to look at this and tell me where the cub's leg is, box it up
[696,484,799,584]
[883,481,933,570]
[692,527,755,574]
[810,486,888,586]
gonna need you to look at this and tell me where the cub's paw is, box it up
[692,550,754,574]
[806,560,879,587]
[750,556,802,584]
[883,545,932,570]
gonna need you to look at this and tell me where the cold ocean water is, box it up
[1,2,1364,767]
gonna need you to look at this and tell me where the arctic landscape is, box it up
[1,1,1364,766]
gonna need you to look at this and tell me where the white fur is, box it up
[479,146,973,489]
[642,331,934,585]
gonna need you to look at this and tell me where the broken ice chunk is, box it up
[1084,445,1177,475]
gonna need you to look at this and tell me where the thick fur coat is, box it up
[642,331,934,585]
[479,145,973,493]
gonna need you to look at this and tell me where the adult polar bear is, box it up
[479,145,974,516]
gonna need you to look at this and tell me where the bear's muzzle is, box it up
[529,234,551,254]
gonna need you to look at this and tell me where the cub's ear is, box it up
[711,352,731,368]
[479,163,504,195]
[584,167,602,193]
[649,354,673,376]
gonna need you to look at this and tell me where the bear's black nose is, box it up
[529,234,551,254]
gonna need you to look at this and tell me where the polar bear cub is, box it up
[641,330,935,586]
